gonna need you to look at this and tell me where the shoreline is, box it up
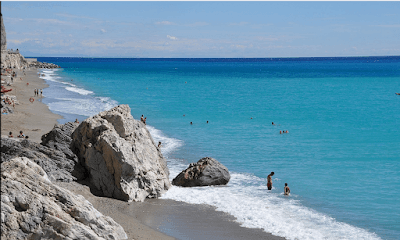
[1,68,62,142]
[1,67,285,239]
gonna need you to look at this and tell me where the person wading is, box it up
[267,172,274,190]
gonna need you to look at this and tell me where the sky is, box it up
[2,1,400,58]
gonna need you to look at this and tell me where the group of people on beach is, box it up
[140,115,147,125]
[34,88,42,97]
[2,96,15,108]
[267,172,291,196]
[8,130,28,139]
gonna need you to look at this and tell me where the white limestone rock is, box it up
[71,104,171,202]
[1,157,128,240]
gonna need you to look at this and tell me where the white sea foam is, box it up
[162,171,381,240]
[48,96,118,117]
[39,69,76,87]
[65,86,94,95]
[147,125,183,156]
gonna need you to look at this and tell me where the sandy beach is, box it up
[1,68,62,141]
[1,68,284,240]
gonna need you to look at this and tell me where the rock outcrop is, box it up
[41,122,80,164]
[0,13,59,69]
[29,60,60,68]
[1,137,82,182]
[172,157,231,187]
[71,105,171,202]
[1,157,128,240]
[1,13,6,51]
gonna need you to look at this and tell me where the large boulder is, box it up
[1,157,128,240]
[172,157,231,187]
[71,105,170,202]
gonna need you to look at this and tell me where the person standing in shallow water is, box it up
[267,172,274,190]
[284,183,290,196]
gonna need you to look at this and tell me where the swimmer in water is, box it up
[267,172,274,190]
[284,183,290,196]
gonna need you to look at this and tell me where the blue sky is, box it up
[2,1,400,58]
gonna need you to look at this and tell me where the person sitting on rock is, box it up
[8,131,13,138]
[75,118,79,124]
[158,141,162,148]
[18,131,25,138]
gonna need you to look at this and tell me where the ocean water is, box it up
[38,57,400,240]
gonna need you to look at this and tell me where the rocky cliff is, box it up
[0,13,59,69]
[1,13,6,51]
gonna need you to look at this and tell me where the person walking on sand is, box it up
[284,183,290,196]
[40,89,43,96]
[267,172,274,190]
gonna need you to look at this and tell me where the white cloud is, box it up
[155,21,174,25]
[167,35,178,40]
[56,13,98,21]
[8,38,37,44]
[372,24,400,28]
[229,22,249,26]
[101,29,107,33]
[185,22,209,27]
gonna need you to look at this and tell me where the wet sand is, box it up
[2,68,285,240]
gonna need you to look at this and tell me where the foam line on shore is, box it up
[39,69,117,118]
[161,172,381,240]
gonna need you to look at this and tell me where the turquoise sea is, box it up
[37,57,400,240]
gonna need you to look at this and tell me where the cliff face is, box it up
[1,13,29,69]
[1,13,6,51]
